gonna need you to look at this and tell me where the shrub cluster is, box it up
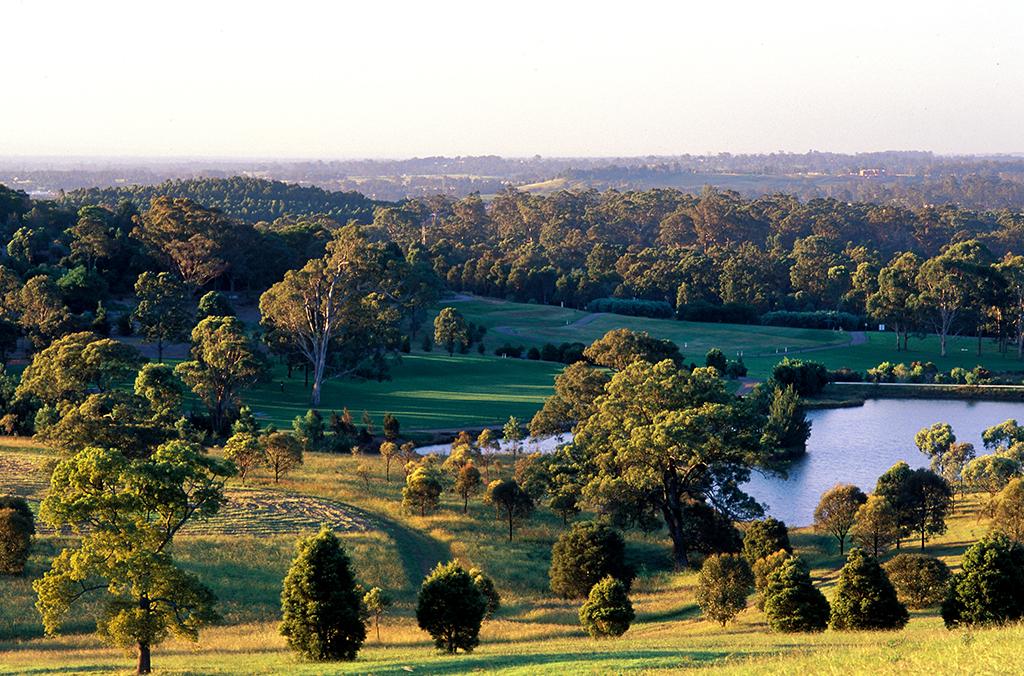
[760,310,862,331]
[586,297,673,319]
[0,496,34,575]
[677,301,759,324]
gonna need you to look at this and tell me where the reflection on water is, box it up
[415,398,1024,527]
[747,398,1024,526]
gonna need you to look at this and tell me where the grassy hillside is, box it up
[1,436,1017,675]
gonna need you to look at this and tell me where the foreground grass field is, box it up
[1,436,1016,675]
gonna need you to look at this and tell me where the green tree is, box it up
[829,549,908,630]
[760,385,811,457]
[875,463,953,549]
[280,528,366,661]
[529,361,610,436]
[263,431,303,483]
[17,332,143,407]
[762,556,830,633]
[132,272,192,362]
[259,225,404,406]
[704,348,727,374]
[470,567,501,619]
[915,241,993,357]
[13,275,72,347]
[942,533,1024,628]
[454,463,482,513]
[33,441,232,674]
[742,517,792,565]
[502,416,523,457]
[133,196,233,291]
[433,307,469,356]
[292,409,326,452]
[850,494,901,557]
[578,576,634,638]
[403,465,444,516]
[696,553,754,626]
[416,561,487,654]
[223,431,264,485]
[134,363,185,427]
[992,478,1024,542]
[0,496,34,575]
[813,484,867,556]
[485,478,534,542]
[549,521,634,599]
[575,361,771,569]
[582,328,682,371]
[867,251,921,351]
[379,441,400,482]
[175,316,265,434]
[964,454,1020,495]
[770,358,828,396]
[196,290,234,320]
[362,587,392,641]
[883,553,951,609]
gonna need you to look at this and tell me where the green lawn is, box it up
[241,352,561,433]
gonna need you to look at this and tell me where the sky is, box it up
[2,0,1022,159]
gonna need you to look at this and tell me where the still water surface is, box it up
[417,399,1024,527]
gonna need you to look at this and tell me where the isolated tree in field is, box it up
[829,549,908,631]
[992,478,1024,542]
[696,553,754,626]
[223,431,264,485]
[433,307,469,356]
[579,576,634,638]
[402,465,444,516]
[963,454,1020,495]
[175,316,265,434]
[416,561,487,654]
[582,328,682,371]
[850,494,901,557]
[263,431,303,483]
[485,478,534,541]
[362,587,392,641]
[33,441,232,675]
[575,361,771,569]
[132,271,192,362]
[470,567,501,619]
[454,463,482,513]
[280,528,366,661]
[875,462,953,549]
[942,533,1024,628]
[549,521,634,598]
[259,225,404,406]
[382,412,400,441]
[742,517,792,565]
[762,556,830,633]
[0,496,34,575]
[379,441,400,482]
[915,241,991,357]
[883,553,951,609]
[867,252,921,351]
[502,416,523,457]
[813,484,867,556]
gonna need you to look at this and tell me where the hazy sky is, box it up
[3,0,1022,158]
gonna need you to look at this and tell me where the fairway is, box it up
[243,352,562,433]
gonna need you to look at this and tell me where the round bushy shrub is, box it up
[762,556,830,633]
[696,553,754,626]
[579,576,634,638]
[279,528,366,661]
[883,553,951,609]
[416,561,487,653]
[942,533,1024,628]
[742,517,792,565]
[470,567,501,619]
[0,496,34,575]
[829,549,908,631]
[549,521,634,598]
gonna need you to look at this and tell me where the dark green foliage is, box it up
[682,501,744,556]
[875,462,953,549]
[583,328,682,370]
[742,517,792,565]
[761,385,811,457]
[704,348,727,374]
[762,556,830,633]
[942,533,1024,628]
[770,358,828,396]
[416,561,487,653]
[0,496,34,575]
[292,409,326,451]
[382,413,400,441]
[761,310,862,331]
[586,297,673,319]
[280,528,366,661]
[696,553,754,626]
[484,478,534,541]
[883,553,951,609]
[549,521,634,598]
[829,549,908,631]
[197,291,235,319]
[578,576,635,638]
[470,568,501,619]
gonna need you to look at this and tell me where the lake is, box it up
[747,398,1024,526]
[417,398,1024,527]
